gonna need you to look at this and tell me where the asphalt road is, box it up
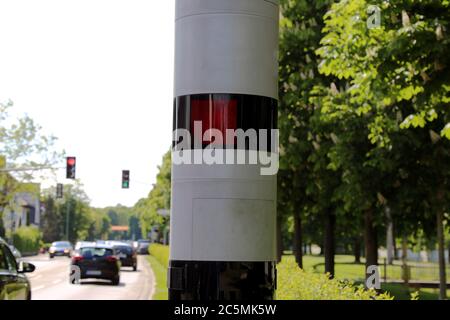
[22,254,155,300]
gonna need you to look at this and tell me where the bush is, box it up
[277,256,393,300]
[10,226,42,256]
[146,245,392,300]
[149,243,169,268]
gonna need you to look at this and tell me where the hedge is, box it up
[277,256,393,300]
[146,244,392,300]
[9,226,42,256]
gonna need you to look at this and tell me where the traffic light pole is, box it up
[65,200,70,241]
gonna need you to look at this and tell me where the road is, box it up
[22,254,155,300]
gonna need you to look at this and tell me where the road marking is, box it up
[140,256,155,300]
[52,279,63,285]
[33,285,45,291]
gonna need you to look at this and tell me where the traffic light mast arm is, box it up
[0,166,63,172]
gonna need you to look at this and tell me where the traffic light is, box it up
[122,170,130,189]
[56,183,63,199]
[66,157,76,179]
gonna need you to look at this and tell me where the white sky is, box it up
[0,0,175,207]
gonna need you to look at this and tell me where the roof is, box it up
[111,225,129,232]
[79,243,114,249]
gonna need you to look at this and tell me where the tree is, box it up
[135,151,171,237]
[1,100,62,237]
[41,195,63,243]
[316,0,450,296]
[41,183,95,244]
[278,0,341,275]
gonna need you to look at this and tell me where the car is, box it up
[112,243,137,271]
[70,244,120,285]
[0,237,35,300]
[49,241,73,258]
[8,245,22,260]
[136,239,151,255]
[74,241,95,252]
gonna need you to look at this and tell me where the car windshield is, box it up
[53,242,70,247]
[80,247,113,258]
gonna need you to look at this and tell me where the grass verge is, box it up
[147,255,168,300]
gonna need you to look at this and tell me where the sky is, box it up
[0,0,175,207]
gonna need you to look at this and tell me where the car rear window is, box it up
[53,242,70,247]
[80,247,113,257]
[115,246,132,254]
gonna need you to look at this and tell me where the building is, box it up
[2,183,41,233]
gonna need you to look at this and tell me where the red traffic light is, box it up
[66,157,76,179]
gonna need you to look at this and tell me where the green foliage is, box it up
[41,183,107,243]
[149,243,169,268]
[148,244,169,300]
[1,99,63,238]
[278,1,450,295]
[410,291,420,300]
[90,205,140,240]
[147,255,168,300]
[315,0,450,238]
[0,100,62,181]
[278,0,343,255]
[9,226,42,255]
[135,151,171,237]
[317,0,450,146]
[40,196,62,243]
[277,256,392,300]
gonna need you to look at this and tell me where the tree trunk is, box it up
[385,207,394,265]
[293,212,303,269]
[324,209,336,278]
[364,208,378,273]
[401,234,409,285]
[354,237,361,263]
[448,243,450,264]
[436,210,447,300]
[393,232,398,260]
[276,216,283,263]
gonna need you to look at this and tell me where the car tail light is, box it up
[72,255,83,262]
[106,256,117,263]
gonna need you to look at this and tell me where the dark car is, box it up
[49,241,73,258]
[137,239,151,255]
[0,238,35,300]
[8,245,22,260]
[70,245,120,285]
[112,243,137,271]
